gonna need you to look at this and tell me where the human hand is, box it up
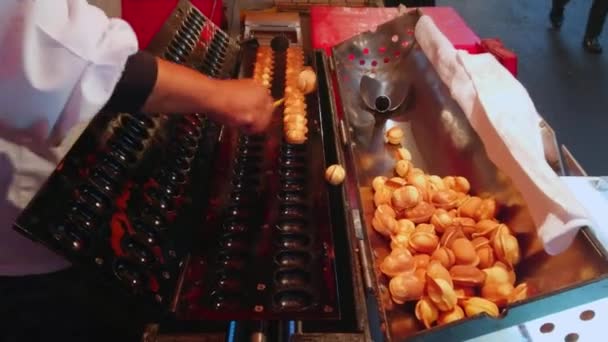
[211,79,274,134]
[141,59,274,133]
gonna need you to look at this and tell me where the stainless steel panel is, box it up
[329,11,608,341]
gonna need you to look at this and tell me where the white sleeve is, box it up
[0,0,138,144]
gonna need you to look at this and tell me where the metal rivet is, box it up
[95,257,104,265]
[168,250,177,258]
[162,272,171,280]
[155,295,163,303]
[254,305,264,312]
[257,284,266,291]
[323,305,334,313]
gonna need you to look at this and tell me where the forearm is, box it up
[141,58,227,115]
[106,52,273,133]
[104,53,228,117]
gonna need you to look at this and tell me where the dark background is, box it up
[389,0,608,175]
[438,0,608,175]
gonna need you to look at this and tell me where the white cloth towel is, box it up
[414,15,592,255]
[0,0,138,276]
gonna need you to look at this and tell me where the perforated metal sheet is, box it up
[468,297,608,342]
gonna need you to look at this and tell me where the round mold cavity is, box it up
[50,222,88,252]
[235,155,264,169]
[280,157,306,169]
[231,179,260,193]
[225,205,253,219]
[275,269,311,287]
[213,272,243,292]
[107,139,139,159]
[177,133,198,149]
[279,204,308,219]
[74,184,111,214]
[90,168,119,195]
[217,236,249,253]
[233,164,262,179]
[275,251,312,268]
[274,290,312,311]
[132,114,155,128]
[241,134,266,144]
[222,220,250,234]
[114,259,146,290]
[237,142,264,154]
[138,205,169,231]
[209,291,242,311]
[281,148,306,159]
[145,187,175,211]
[216,252,248,270]
[177,122,201,138]
[120,115,150,139]
[276,219,307,234]
[67,203,96,231]
[276,234,311,249]
[280,169,306,182]
[121,236,155,265]
[282,181,306,193]
[114,131,145,151]
[157,169,187,185]
[183,113,204,127]
[278,190,306,203]
[100,155,127,179]
[280,164,306,174]
[174,157,192,172]
[230,191,256,205]
[281,143,306,155]
[108,146,137,166]
[170,141,196,159]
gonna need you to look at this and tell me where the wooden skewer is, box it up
[273,69,317,108]
[273,98,286,107]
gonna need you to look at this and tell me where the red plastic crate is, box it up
[310,6,482,55]
[480,38,518,77]
[122,0,224,49]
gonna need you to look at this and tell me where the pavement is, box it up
[437,0,608,175]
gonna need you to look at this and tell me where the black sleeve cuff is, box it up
[103,51,158,113]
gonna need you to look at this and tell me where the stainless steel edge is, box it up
[323,51,388,341]
[561,145,589,177]
[539,119,565,176]
[327,46,378,294]
[560,145,608,258]
[319,52,372,340]
[323,52,378,294]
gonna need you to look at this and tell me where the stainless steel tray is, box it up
[324,11,608,342]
